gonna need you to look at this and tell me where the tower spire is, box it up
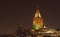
[34,6,41,17]
[32,6,43,30]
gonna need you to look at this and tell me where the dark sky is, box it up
[0,0,60,34]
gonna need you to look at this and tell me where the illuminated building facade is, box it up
[14,6,60,37]
[32,6,43,30]
[2,6,60,37]
[31,6,60,37]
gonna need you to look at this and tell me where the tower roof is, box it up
[34,6,41,17]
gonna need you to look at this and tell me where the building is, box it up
[16,6,60,37]
[31,6,60,37]
[32,6,43,30]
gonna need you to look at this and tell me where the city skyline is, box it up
[0,0,60,34]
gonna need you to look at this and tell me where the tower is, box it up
[32,6,43,30]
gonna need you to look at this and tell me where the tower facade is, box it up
[32,6,43,30]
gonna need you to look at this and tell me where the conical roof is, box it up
[34,6,41,17]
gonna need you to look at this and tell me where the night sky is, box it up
[0,0,60,34]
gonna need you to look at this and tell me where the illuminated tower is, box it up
[32,6,43,30]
